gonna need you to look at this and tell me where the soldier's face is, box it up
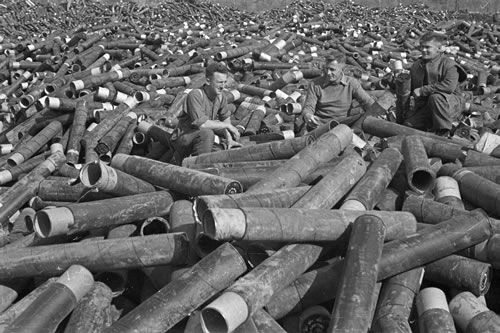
[420,40,442,61]
[207,72,227,95]
[324,61,344,84]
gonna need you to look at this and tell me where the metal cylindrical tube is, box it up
[0,278,58,333]
[66,100,89,165]
[114,122,136,156]
[371,267,424,333]
[237,84,275,98]
[439,163,500,217]
[433,176,465,209]
[103,243,247,333]
[416,287,456,333]
[149,76,191,89]
[342,147,402,210]
[265,258,344,320]
[139,216,170,236]
[0,285,18,313]
[137,121,171,147]
[362,116,467,146]
[449,291,500,333]
[292,153,366,209]
[8,121,62,166]
[80,160,156,196]
[0,233,188,279]
[462,149,500,167]
[462,166,500,185]
[243,106,266,136]
[247,125,352,193]
[94,224,136,297]
[37,178,112,202]
[170,199,199,264]
[63,282,113,333]
[472,234,500,268]
[328,215,385,333]
[424,255,491,296]
[195,186,310,221]
[80,96,137,151]
[200,243,322,333]
[402,194,474,225]
[111,154,243,196]
[34,191,174,238]
[252,309,287,332]
[0,153,48,185]
[402,135,436,194]
[395,72,411,124]
[198,159,352,191]
[0,149,66,228]
[70,68,131,92]
[203,207,415,242]
[95,112,137,155]
[216,44,265,61]
[6,265,94,333]
[378,209,492,281]
[268,70,303,91]
[181,136,313,167]
[165,63,204,77]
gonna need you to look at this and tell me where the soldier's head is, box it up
[323,51,346,84]
[205,62,229,95]
[419,32,447,61]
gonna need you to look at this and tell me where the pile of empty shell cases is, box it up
[0,0,500,332]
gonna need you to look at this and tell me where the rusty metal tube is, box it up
[197,159,351,191]
[0,152,49,185]
[5,265,94,333]
[328,215,386,333]
[66,100,89,165]
[63,282,113,333]
[416,287,456,333]
[0,278,58,333]
[371,268,424,333]
[246,124,352,193]
[181,136,314,167]
[0,233,188,279]
[95,112,137,155]
[424,255,491,297]
[395,72,411,124]
[402,194,477,225]
[111,154,243,195]
[103,243,247,333]
[203,207,416,242]
[433,176,465,209]
[34,191,174,238]
[362,116,470,146]
[7,121,62,166]
[265,258,344,320]
[439,163,500,217]
[449,291,500,333]
[200,243,322,333]
[402,135,436,194]
[342,147,402,210]
[378,209,493,281]
[80,160,156,196]
[292,153,366,209]
[0,147,66,228]
[195,186,310,221]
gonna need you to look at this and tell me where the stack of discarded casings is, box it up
[0,1,500,332]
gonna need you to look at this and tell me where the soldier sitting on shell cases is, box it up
[301,51,376,132]
[170,62,241,162]
[402,32,467,136]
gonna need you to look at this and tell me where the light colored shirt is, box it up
[302,74,375,123]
